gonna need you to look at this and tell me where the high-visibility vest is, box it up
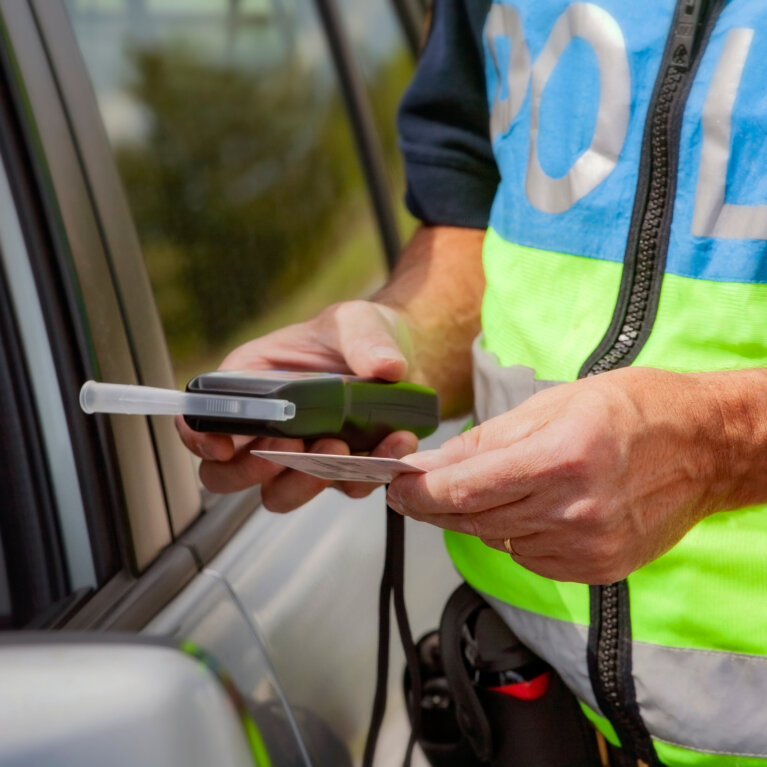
[447,2,767,765]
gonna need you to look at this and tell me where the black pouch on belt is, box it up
[403,629,484,767]
[407,583,602,767]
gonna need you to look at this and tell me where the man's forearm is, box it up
[695,367,767,513]
[373,225,485,417]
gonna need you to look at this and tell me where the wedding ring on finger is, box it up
[503,537,518,557]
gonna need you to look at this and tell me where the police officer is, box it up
[178,1,767,764]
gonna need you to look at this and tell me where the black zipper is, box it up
[578,0,724,762]
[579,0,717,377]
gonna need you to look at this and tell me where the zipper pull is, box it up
[671,0,711,70]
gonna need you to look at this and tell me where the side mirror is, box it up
[0,636,259,767]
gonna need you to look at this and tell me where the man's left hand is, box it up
[387,366,766,584]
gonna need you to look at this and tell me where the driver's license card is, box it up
[250,450,426,483]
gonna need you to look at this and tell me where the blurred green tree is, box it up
[115,42,412,371]
[116,44,362,355]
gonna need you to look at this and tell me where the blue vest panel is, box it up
[485,0,767,284]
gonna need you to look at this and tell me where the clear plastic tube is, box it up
[79,380,295,421]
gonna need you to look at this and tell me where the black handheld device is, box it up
[184,370,439,451]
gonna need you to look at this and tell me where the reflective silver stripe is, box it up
[486,4,531,142]
[526,3,630,214]
[633,642,767,757]
[691,29,765,240]
[471,334,560,423]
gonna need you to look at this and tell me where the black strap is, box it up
[391,507,422,767]
[362,503,422,767]
[439,584,494,761]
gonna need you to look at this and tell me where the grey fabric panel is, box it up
[482,594,600,715]
[471,334,561,423]
[634,641,767,757]
[481,596,767,757]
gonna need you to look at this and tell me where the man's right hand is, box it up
[175,300,419,511]
[177,224,486,510]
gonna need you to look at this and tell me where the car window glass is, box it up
[64,0,389,385]
[336,0,419,240]
[0,154,82,626]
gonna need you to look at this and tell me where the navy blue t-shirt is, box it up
[397,0,498,229]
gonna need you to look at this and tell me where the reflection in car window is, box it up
[65,0,390,385]
[336,0,418,240]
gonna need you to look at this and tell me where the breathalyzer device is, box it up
[80,371,439,451]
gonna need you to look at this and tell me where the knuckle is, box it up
[547,423,608,481]
[182,432,206,457]
[342,482,374,499]
[447,480,475,514]
[524,559,560,581]
[564,498,602,530]
[589,535,618,563]
[197,461,215,491]
[259,484,293,514]
[456,514,482,538]
[459,426,483,455]
[583,536,626,583]
[198,461,229,495]
[333,299,368,326]
[587,563,626,586]
[441,427,481,460]
[553,440,593,479]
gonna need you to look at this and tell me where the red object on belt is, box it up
[490,671,551,701]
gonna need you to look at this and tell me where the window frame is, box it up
[0,0,129,626]
[31,0,203,540]
[0,0,191,621]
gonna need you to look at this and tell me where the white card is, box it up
[250,450,426,483]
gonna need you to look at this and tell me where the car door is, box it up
[0,1,460,765]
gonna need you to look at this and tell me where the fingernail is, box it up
[402,449,439,471]
[371,346,403,362]
[386,487,402,511]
